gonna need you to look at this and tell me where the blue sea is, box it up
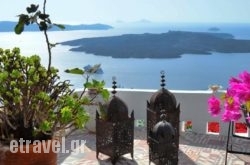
[1,22,250,90]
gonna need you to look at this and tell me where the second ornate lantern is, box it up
[147,71,180,163]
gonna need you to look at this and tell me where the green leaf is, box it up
[39,21,47,31]
[39,14,49,20]
[49,43,59,48]
[39,120,51,132]
[75,109,89,128]
[84,82,92,88]
[53,23,65,30]
[15,14,29,34]
[11,70,21,78]
[101,90,110,101]
[18,14,29,23]
[61,107,72,123]
[37,92,50,102]
[14,23,24,34]
[0,72,8,82]
[26,4,39,13]
[65,68,84,75]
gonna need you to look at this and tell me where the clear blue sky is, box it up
[1,0,250,24]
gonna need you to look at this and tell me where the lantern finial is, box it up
[112,76,117,95]
[160,70,166,89]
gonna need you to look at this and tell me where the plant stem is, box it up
[43,0,52,70]
[44,31,51,70]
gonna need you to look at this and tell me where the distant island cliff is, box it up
[0,21,113,32]
[61,31,250,58]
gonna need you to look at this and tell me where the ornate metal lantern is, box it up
[147,71,180,163]
[148,110,178,164]
[96,77,134,164]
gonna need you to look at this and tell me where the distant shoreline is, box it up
[0,21,113,32]
[61,30,250,59]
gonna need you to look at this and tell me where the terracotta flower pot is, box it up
[0,140,58,165]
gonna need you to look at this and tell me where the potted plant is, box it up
[65,64,109,99]
[0,1,109,164]
[65,66,110,132]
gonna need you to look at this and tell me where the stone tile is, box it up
[57,129,250,165]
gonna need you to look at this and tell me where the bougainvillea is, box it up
[208,71,250,123]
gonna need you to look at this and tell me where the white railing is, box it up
[76,88,250,137]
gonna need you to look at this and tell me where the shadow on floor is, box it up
[58,128,250,164]
[97,156,139,165]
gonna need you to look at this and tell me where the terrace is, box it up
[58,88,250,165]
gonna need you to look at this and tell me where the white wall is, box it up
[76,88,249,136]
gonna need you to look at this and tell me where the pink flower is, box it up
[229,71,250,101]
[222,110,242,122]
[208,96,221,116]
[224,96,240,112]
[208,70,250,122]
[239,71,250,85]
[221,110,232,122]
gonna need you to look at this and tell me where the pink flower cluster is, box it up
[208,71,250,122]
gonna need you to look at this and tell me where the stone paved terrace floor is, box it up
[57,127,250,165]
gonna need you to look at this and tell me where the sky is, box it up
[1,0,250,25]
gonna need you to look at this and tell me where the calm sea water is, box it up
[1,23,250,90]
